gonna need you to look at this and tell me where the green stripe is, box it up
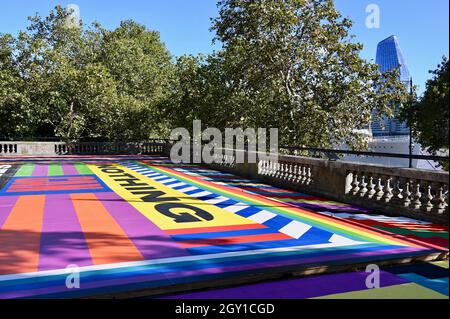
[75,162,93,174]
[373,225,449,239]
[47,163,63,176]
[14,164,35,176]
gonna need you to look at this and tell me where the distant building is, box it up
[371,35,411,137]
[343,36,441,169]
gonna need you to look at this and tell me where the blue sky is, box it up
[0,0,448,94]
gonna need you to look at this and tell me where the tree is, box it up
[0,6,175,141]
[209,0,409,148]
[401,57,449,169]
[0,34,30,138]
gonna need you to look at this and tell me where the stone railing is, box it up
[54,141,168,155]
[205,149,449,224]
[0,142,18,155]
[0,141,170,156]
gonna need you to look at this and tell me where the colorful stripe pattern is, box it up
[0,157,446,299]
[161,260,449,299]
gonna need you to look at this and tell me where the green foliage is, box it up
[1,2,412,148]
[0,6,174,141]
[167,0,409,148]
[401,57,449,169]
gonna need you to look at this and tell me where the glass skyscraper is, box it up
[371,35,411,136]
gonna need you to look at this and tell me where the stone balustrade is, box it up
[0,141,169,156]
[0,143,18,154]
[205,149,449,224]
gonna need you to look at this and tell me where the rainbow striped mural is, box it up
[0,157,446,298]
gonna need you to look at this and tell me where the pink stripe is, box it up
[62,164,79,175]
[32,165,48,176]
[38,194,92,271]
[0,196,19,229]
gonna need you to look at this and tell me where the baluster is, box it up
[306,167,312,185]
[299,166,306,184]
[351,171,360,196]
[358,174,368,197]
[287,164,293,181]
[279,162,286,180]
[412,180,422,210]
[421,182,434,212]
[431,183,446,214]
[391,177,403,204]
[374,175,384,201]
[366,175,376,199]
[401,179,412,207]
[381,176,393,203]
[295,164,302,183]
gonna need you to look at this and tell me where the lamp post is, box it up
[408,77,413,168]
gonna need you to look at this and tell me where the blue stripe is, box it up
[196,193,221,201]
[234,205,264,218]
[184,188,208,195]
[172,227,276,241]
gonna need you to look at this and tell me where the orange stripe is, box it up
[165,223,267,235]
[180,233,291,248]
[71,193,144,265]
[0,195,45,275]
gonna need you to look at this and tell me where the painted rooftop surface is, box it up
[0,157,447,298]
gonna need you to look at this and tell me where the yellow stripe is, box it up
[89,164,256,230]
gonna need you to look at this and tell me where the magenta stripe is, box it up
[0,196,19,229]
[0,247,423,298]
[32,165,48,176]
[38,194,92,271]
[62,164,78,175]
[94,192,189,260]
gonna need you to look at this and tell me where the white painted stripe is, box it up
[188,191,213,198]
[159,178,177,184]
[248,211,277,224]
[205,196,229,204]
[279,221,312,239]
[152,176,170,181]
[170,182,187,188]
[0,239,367,282]
[143,172,160,176]
[329,234,360,245]
[176,186,198,193]
[223,203,250,213]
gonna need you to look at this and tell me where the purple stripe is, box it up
[292,201,370,213]
[94,192,189,260]
[164,270,410,299]
[0,196,19,228]
[0,247,423,298]
[38,194,92,271]
[62,164,78,175]
[32,165,48,176]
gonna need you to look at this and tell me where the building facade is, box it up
[371,35,411,136]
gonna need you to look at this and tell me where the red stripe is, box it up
[9,183,101,190]
[8,185,103,192]
[179,233,291,248]
[12,178,97,185]
[165,223,267,235]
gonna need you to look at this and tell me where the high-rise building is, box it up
[371,35,411,136]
